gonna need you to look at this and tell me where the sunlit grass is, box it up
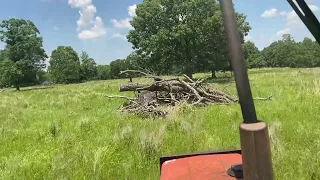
[1,68,320,179]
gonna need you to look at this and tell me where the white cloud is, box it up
[276,28,291,37]
[261,3,319,22]
[261,8,278,18]
[78,17,106,40]
[68,0,91,8]
[111,18,133,29]
[280,3,319,27]
[309,5,319,11]
[111,33,127,40]
[111,4,137,30]
[285,11,302,26]
[68,0,106,40]
[128,4,137,17]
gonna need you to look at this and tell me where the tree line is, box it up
[0,18,113,90]
[105,33,320,79]
[1,0,320,90]
[244,34,320,69]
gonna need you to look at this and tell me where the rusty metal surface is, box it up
[160,153,243,180]
[160,149,241,172]
[219,0,258,124]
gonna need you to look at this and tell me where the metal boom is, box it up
[288,0,320,44]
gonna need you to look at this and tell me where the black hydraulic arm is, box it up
[287,0,320,44]
[219,0,258,124]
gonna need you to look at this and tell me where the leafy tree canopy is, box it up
[0,18,47,89]
[97,65,111,80]
[0,59,21,88]
[127,0,251,78]
[80,51,98,81]
[48,46,81,84]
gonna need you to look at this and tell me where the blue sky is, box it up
[0,0,319,65]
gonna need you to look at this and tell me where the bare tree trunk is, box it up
[211,70,217,79]
[185,53,193,79]
[186,68,193,79]
[120,83,148,92]
[182,35,193,79]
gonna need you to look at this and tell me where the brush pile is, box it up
[106,70,238,117]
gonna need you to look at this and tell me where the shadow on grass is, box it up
[203,77,235,84]
[20,86,55,92]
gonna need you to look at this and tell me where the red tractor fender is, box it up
[160,149,243,180]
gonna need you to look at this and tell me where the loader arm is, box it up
[288,0,320,44]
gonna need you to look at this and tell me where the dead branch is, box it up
[120,70,163,81]
[119,83,149,92]
[105,95,137,101]
[177,78,203,104]
[253,96,273,101]
[120,70,150,76]
[107,70,241,117]
[183,74,195,83]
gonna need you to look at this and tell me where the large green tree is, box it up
[0,18,48,89]
[109,59,128,79]
[243,41,265,68]
[295,37,320,67]
[261,34,299,68]
[48,46,81,84]
[196,4,251,78]
[0,59,21,88]
[125,52,163,75]
[127,0,251,78]
[79,51,98,81]
[97,65,111,80]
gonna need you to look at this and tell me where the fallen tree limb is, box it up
[119,83,149,92]
[120,70,150,76]
[183,74,195,83]
[119,79,186,93]
[105,95,137,101]
[107,70,247,117]
[253,96,273,101]
[120,70,163,81]
[176,78,203,104]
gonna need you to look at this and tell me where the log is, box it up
[138,91,157,106]
[105,95,136,101]
[119,83,149,92]
[119,83,186,93]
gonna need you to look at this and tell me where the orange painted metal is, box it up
[160,153,242,180]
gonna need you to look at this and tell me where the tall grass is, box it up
[0,68,320,179]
